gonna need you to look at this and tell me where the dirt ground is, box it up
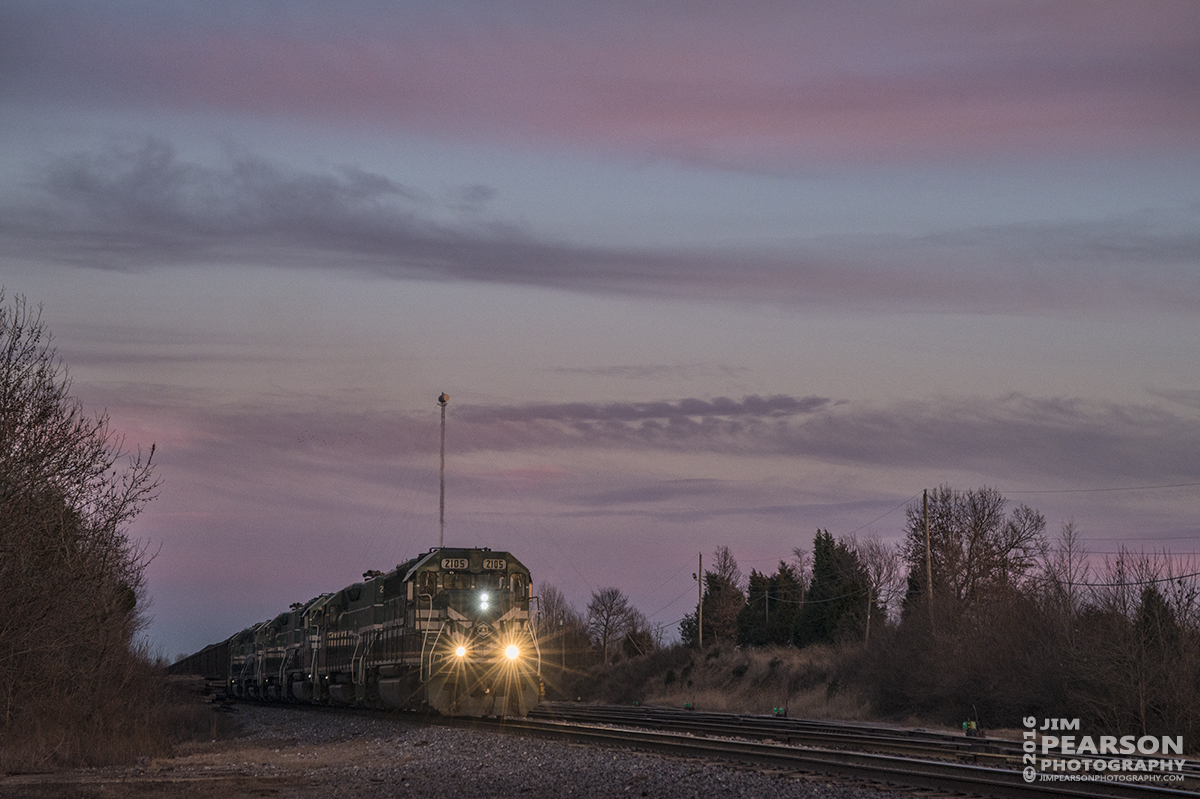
[0,702,442,799]
[0,737,385,798]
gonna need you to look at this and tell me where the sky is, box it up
[2,0,1199,659]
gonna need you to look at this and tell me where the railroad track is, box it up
[532,702,1023,764]
[209,697,1198,797]
[446,703,1199,799]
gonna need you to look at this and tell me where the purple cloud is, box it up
[4,142,1198,315]
[101,386,1200,494]
[4,2,1197,165]
[454,394,1200,486]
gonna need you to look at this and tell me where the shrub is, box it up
[1,291,163,769]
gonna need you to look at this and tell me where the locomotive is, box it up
[174,546,541,717]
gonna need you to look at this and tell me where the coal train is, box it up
[171,546,541,716]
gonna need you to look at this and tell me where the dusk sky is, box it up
[3,1,1199,659]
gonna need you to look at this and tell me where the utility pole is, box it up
[865,588,871,646]
[439,392,448,549]
[695,552,703,649]
[924,489,933,630]
[765,581,769,628]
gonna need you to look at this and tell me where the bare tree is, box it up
[587,586,635,664]
[902,486,1046,614]
[712,545,744,593]
[1,290,160,767]
[620,608,659,659]
[536,582,579,633]
[850,534,905,644]
[1072,549,1200,740]
[1042,519,1091,636]
[790,545,812,596]
[701,546,746,644]
[535,581,589,673]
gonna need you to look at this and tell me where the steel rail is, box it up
[470,715,1197,799]
[531,703,1200,781]
[533,702,1018,763]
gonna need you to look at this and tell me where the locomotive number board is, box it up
[440,557,508,570]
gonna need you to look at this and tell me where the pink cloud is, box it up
[9,2,1197,166]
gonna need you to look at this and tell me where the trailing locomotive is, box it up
[175,546,541,716]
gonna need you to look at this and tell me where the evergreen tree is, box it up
[737,562,802,647]
[702,569,745,643]
[795,529,871,646]
[738,570,771,646]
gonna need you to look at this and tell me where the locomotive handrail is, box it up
[433,621,447,665]
[529,620,542,677]
[278,646,291,692]
[421,622,447,683]
[418,592,436,683]
[349,632,361,685]
[351,631,370,687]
[528,595,542,677]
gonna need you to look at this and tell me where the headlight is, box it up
[505,644,520,660]
[455,646,467,658]
[480,592,489,610]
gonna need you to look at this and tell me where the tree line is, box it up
[667,487,1199,740]
[533,581,663,692]
[1,291,164,769]
[677,536,896,651]
[532,483,1198,742]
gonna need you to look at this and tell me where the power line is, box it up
[647,582,699,621]
[1007,481,1200,495]
[844,493,922,537]
[634,560,692,608]
[1087,549,1200,555]
[1047,569,1200,589]
[1081,532,1199,542]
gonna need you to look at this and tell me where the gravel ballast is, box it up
[1,704,920,798]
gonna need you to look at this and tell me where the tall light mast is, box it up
[438,392,449,549]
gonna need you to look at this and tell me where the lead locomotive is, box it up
[181,546,540,716]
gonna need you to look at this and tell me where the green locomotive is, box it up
[218,547,540,716]
[172,396,540,716]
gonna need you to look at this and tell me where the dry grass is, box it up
[0,673,240,775]
[584,644,876,720]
